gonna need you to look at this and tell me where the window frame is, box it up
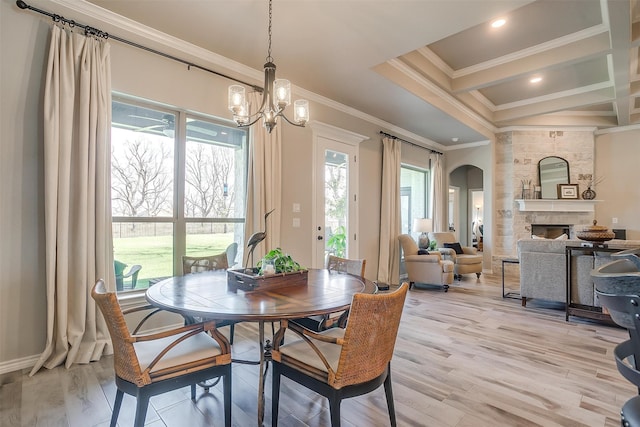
[400,163,430,238]
[111,96,248,294]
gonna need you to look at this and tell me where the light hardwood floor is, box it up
[0,272,633,427]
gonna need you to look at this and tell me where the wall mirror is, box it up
[538,156,569,199]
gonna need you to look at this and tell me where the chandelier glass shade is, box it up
[227,0,309,133]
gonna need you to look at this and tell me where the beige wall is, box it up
[594,130,640,240]
[1,0,49,368]
[0,0,391,369]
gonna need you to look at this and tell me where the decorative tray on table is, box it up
[227,268,308,292]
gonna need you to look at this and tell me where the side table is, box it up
[502,257,520,299]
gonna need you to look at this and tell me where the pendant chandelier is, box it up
[228,0,309,133]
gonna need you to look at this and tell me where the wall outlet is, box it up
[292,218,300,228]
[292,203,301,213]
[612,217,618,224]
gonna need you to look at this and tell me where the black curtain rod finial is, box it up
[17,0,28,9]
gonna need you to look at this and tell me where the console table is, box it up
[565,245,620,323]
[501,257,520,299]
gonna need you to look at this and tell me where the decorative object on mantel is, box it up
[576,220,615,247]
[580,175,603,201]
[534,185,542,199]
[557,183,579,199]
[521,179,531,199]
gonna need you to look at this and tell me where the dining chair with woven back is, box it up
[291,255,366,331]
[271,282,408,427]
[91,280,232,427]
[182,252,229,274]
[181,252,238,347]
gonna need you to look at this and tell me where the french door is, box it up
[312,135,359,268]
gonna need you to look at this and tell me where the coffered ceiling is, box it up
[79,0,640,149]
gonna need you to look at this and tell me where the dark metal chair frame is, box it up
[91,280,232,427]
[271,283,408,427]
[595,290,640,426]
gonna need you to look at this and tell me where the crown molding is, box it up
[45,0,447,152]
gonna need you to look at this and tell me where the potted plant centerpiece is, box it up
[228,248,307,292]
[257,248,304,275]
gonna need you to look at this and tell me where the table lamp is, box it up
[413,218,432,250]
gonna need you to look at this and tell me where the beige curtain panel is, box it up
[244,92,282,268]
[431,152,447,232]
[31,25,114,375]
[376,136,401,285]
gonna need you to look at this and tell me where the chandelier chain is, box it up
[266,0,273,62]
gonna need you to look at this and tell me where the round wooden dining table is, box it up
[145,268,377,426]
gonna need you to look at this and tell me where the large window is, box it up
[400,165,429,238]
[111,99,247,292]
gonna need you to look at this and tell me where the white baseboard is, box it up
[0,322,186,376]
[0,354,40,375]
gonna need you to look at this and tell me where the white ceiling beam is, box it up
[606,0,633,126]
[451,33,611,93]
[493,87,614,122]
[374,60,497,140]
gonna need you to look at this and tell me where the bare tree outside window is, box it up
[111,136,173,217]
[185,142,235,218]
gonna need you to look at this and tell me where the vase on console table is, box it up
[581,186,596,200]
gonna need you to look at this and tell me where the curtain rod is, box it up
[379,131,443,155]
[16,0,263,92]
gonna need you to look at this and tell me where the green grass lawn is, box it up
[114,233,234,289]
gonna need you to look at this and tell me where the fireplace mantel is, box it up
[515,199,601,212]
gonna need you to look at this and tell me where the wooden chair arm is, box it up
[136,321,230,375]
[131,319,208,343]
[122,305,165,335]
[274,320,340,376]
[287,320,344,344]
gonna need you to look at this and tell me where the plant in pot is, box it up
[257,248,304,275]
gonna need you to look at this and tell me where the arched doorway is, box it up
[449,165,484,250]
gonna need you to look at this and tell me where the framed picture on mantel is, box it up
[557,184,579,199]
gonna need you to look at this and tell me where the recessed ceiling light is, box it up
[491,18,506,28]
[530,76,543,84]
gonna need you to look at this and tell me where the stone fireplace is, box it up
[493,129,595,267]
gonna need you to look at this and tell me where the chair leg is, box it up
[133,395,150,427]
[229,323,235,345]
[383,371,397,427]
[110,389,124,427]
[224,372,232,427]
[329,397,342,427]
[272,366,281,427]
[476,272,481,278]
[190,384,196,400]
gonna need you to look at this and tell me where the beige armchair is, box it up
[428,232,483,280]
[398,234,454,291]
